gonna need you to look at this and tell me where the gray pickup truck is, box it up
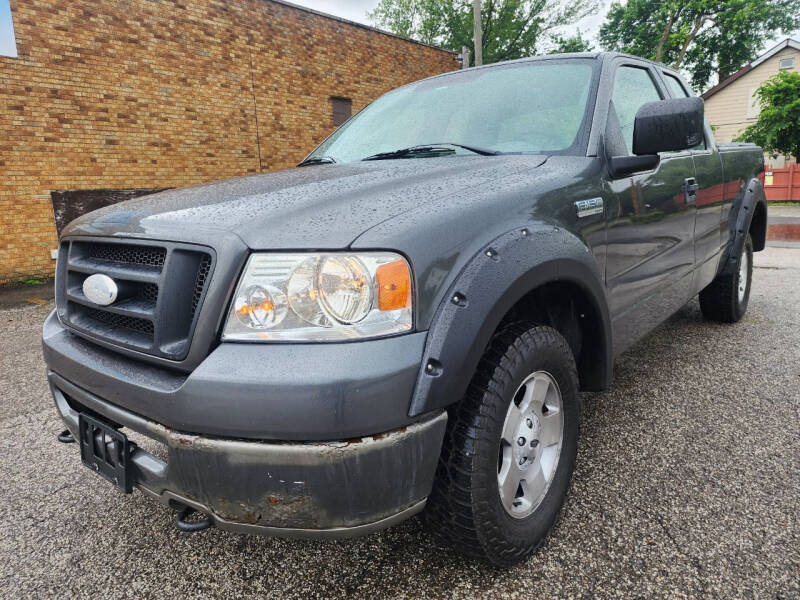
[43,52,767,566]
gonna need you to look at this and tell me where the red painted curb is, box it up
[768,224,800,241]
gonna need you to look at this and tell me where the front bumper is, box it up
[51,373,447,536]
[43,309,448,535]
[42,309,428,440]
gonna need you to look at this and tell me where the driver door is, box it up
[603,62,698,354]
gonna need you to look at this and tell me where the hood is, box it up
[64,155,546,249]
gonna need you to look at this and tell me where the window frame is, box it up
[306,57,603,164]
[588,56,670,158]
[659,69,712,152]
[662,72,691,98]
[608,62,666,157]
[778,57,795,71]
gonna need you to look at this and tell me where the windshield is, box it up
[307,59,596,164]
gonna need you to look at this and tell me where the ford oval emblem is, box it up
[83,274,119,306]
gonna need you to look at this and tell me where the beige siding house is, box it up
[703,38,800,166]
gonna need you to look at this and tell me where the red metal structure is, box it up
[761,164,800,202]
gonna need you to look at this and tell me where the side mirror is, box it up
[633,97,704,155]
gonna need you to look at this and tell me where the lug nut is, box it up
[526,419,532,428]
[519,458,525,465]
[530,439,539,448]
[517,437,525,446]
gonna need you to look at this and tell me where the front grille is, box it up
[82,307,155,336]
[57,238,215,361]
[138,282,159,304]
[89,243,166,267]
[191,254,212,316]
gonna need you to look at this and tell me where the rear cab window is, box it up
[663,71,708,150]
[663,73,690,98]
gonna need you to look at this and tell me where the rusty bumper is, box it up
[50,372,447,538]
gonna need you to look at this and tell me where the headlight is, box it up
[222,252,413,341]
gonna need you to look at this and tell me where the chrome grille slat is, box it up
[66,291,156,319]
[67,258,162,283]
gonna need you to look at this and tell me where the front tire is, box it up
[424,324,579,566]
[699,233,753,323]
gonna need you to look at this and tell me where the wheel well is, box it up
[749,201,767,251]
[496,281,606,392]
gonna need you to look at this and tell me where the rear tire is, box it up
[424,323,579,567]
[699,233,753,323]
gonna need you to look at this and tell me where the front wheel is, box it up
[424,324,579,566]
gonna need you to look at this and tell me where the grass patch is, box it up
[0,276,54,290]
[768,201,800,206]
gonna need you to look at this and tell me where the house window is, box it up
[331,97,352,126]
[0,0,18,57]
[778,57,794,70]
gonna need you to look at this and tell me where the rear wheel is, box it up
[699,233,753,323]
[424,324,579,566]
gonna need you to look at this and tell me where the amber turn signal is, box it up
[376,260,411,311]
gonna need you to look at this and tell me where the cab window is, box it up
[611,66,662,155]
[663,73,690,98]
[663,72,707,150]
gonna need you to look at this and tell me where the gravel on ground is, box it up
[0,247,797,599]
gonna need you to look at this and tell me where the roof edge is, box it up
[703,37,800,100]
[702,64,753,99]
[265,0,458,55]
[750,38,800,68]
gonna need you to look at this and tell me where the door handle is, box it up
[684,178,699,204]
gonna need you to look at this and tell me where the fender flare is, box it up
[408,224,613,417]
[721,177,767,275]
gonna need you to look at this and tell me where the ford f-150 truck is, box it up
[43,52,767,566]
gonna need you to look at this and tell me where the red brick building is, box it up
[0,0,458,284]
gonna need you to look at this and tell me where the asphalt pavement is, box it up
[0,247,798,599]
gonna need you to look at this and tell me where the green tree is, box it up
[369,0,599,66]
[549,32,593,54]
[599,0,800,90]
[737,71,800,160]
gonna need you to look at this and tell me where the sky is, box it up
[0,0,17,57]
[290,0,378,25]
[289,0,797,86]
[290,0,610,43]
[1,0,795,63]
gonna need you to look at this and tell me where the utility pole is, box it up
[460,45,471,69]
[472,0,482,66]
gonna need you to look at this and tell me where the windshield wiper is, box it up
[298,155,337,167]
[362,143,501,161]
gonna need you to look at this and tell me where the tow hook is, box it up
[176,505,215,532]
[57,429,75,443]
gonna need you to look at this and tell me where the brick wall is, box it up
[0,0,458,284]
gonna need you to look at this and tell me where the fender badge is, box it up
[575,198,604,218]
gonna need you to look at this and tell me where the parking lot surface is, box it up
[1,247,798,599]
